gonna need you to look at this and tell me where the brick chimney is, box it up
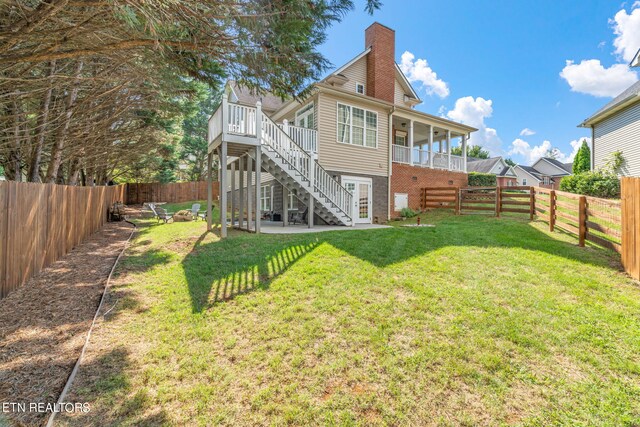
[365,22,395,103]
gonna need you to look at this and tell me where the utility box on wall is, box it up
[394,193,408,211]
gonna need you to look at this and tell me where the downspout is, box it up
[388,106,395,222]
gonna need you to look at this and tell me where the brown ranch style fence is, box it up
[0,180,218,299]
[422,180,640,281]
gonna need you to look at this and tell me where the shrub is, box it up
[559,171,620,198]
[400,207,418,218]
[468,172,496,187]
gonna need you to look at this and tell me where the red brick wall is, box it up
[497,177,517,187]
[390,163,468,213]
[365,23,395,104]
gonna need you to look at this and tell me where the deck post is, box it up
[283,185,289,227]
[219,141,228,238]
[255,101,262,234]
[230,160,236,227]
[446,130,451,170]
[408,120,414,166]
[246,155,253,232]
[206,151,213,231]
[238,156,245,229]
[462,134,468,173]
[308,193,314,228]
[428,125,434,169]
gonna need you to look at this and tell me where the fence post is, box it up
[496,187,501,218]
[455,187,460,215]
[529,186,535,221]
[578,195,586,247]
[549,189,555,232]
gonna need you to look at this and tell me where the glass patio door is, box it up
[343,177,372,224]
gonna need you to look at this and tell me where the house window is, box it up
[522,178,527,185]
[260,185,272,211]
[356,82,365,94]
[543,176,551,185]
[337,103,377,148]
[295,102,314,129]
[288,191,298,210]
[395,131,407,146]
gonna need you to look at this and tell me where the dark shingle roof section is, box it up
[229,81,287,114]
[466,157,501,173]
[581,80,640,126]
[518,165,543,180]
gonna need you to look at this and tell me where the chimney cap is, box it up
[365,21,396,33]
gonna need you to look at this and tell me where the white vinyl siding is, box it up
[338,56,367,94]
[316,92,389,176]
[532,159,567,176]
[394,78,415,108]
[593,101,640,176]
[336,103,377,148]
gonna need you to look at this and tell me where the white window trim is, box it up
[355,82,365,95]
[336,102,378,149]
[260,185,273,211]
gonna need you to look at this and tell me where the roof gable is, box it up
[532,157,572,176]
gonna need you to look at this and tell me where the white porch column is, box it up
[238,156,244,229]
[230,161,236,227]
[462,134,468,173]
[255,147,261,234]
[428,125,434,168]
[219,142,228,238]
[446,130,451,171]
[408,120,414,166]
[282,184,289,226]
[206,151,213,232]
[246,155,253,231]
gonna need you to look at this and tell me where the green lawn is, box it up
[59,207,640,426]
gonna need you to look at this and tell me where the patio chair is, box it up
[191,203,201,220]
[289,207,308,225]
[155,206,174,223]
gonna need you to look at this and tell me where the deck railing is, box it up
[278,122,317,154]
[392,144,465,172]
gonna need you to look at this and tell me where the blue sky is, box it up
[319,0,640,165]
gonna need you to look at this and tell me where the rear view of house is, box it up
[207,23,477,237]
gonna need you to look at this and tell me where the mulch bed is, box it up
[0,219,135,427]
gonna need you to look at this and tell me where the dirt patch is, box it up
[0,220,134,427]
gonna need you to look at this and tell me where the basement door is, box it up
[342,176,372,224]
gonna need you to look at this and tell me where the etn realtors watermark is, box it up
[2,402,90,414]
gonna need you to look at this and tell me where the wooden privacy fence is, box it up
[0,181,126,299]
[125,181,219,205]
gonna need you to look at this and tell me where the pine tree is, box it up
[572,140,591,174]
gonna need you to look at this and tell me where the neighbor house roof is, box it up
[579,80,640,127]
[497,166,516,177]
[539,157,573,175]
[227,80,286,114]
[466,157,503,174]
[516,165,543,181]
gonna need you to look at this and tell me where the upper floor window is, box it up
[337,103,377,148]
[356,82,365,95]
[295,102,314,129]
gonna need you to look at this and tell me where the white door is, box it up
[343,176,372,224]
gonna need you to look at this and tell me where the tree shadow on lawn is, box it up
[182,215,622,313]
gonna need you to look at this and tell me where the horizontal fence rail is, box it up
[0,181,126,299]
[420,187,459,212]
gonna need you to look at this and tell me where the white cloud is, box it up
[447,96,502,154]
[560,59,638,97]
[611,4,640,62]
[520,128,536,136]
[399,51,449,99]
[508,137,591,165]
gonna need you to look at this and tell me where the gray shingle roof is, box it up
[228,81,287,114]
[518,165,543,181]
[542,157,572,175]
[580,80,640,126]
[466,157,502,174]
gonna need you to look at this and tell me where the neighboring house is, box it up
[466,156,517,187]
[579,80,640,176]
[513,157,572,189]
[208,23,477,236]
